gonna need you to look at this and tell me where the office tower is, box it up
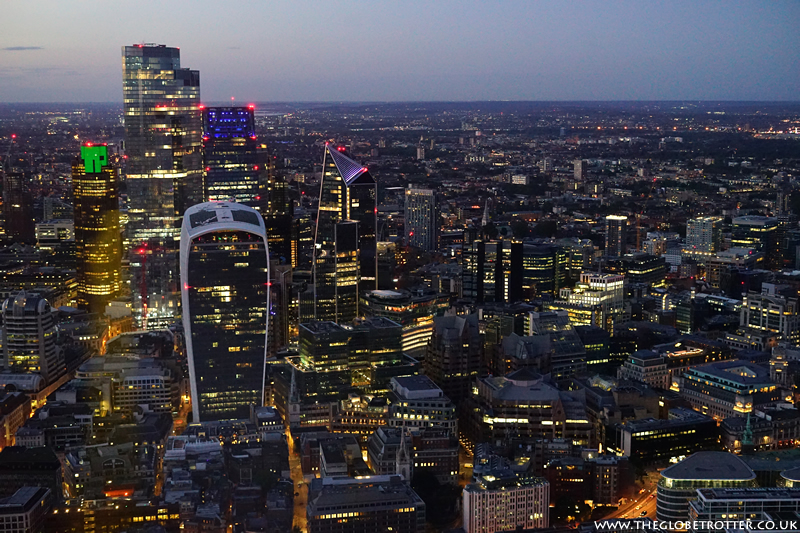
[424,313,482,404]
[657,452,755,523]
[462,241,567,302]
[361,288,449,360]
[180,202,269,422]
[122,44,202,328]
[732,215,780,269]
[312,144,377,322]
[528,311,587,377]
[3,172,34,244]
[72,143,122,315]
[306,476,425,533]
[348,317,403,388]
[555,273,625,334]
[404,186,438,251]
[202,106,266,207]
[264,169,293,264]
[605,215,628,257]
[1,291,62,385]
[291,207,314,269]
[463,473,550,533]
[574,159,587,180]
[686,216,722,253]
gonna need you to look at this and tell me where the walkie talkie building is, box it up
[180,202,269,422]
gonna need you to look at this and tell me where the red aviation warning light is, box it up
[248,104,255,109]
[10,134,16,139]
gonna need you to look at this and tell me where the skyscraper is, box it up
[122,44,202,328]
[311,144,377,322]
[180,202,269,422]
[202,106,265,207]
[72,143,122,315]
[404,186,438,252]
[3,172,34,244]
[605,215,628,257]
[2,291,62,385]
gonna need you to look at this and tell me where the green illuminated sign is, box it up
[80,145,108,173]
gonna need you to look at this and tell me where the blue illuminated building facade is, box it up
[202,106,267,209]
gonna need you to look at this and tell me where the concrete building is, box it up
[686,216,722,253]
[672,360,780,420]
[306,475,425,533]
[605,215,628,257]
[1,291,62,385]
[463,470,549,533]
[0,486,51,533]
[386,376,457,435]
[423,314,482,404]
[688,487,800,533]
[617,350,670,389]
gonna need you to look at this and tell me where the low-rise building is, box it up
[617,350,669,389]
[0,486,52,533]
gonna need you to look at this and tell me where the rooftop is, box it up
[661,452,755,482]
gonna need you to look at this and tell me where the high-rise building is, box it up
[72,144,122,315]
[732,216,780,269]
[424,313,482,404]
[556,273,625,334]
[404,187,438,252]
[605,215,628,257]
[686,216,722,253]
[574,159,587,180]
[3,172,34,244]
[462,240,567,302]
[360,288,450,359]
[528,311,587,377]
[202,106,265,207]
[180,202,269,422]
[311,145,377,322]
[122,44,202,328]
[1,292,62,385]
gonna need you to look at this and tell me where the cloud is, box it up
[2,46,43,51]
[228,46,241,50]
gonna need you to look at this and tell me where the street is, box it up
[287,431,308,532]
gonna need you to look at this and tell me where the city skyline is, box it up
[1,1,799,102]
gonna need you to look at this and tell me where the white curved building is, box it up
[180,202,269,422]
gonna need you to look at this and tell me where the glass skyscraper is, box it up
[310,144,377,323]
[202,106,264,206]
[122,44,202,328]
[72,143,122,315]
[180,201,269,422]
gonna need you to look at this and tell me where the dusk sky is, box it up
[1,0,798,103]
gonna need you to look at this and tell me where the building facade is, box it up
[122,43,202,328]
[404,187,438,251]
[72,144,122,315]
[180,202,269,422]
[1,292,62,385]
[463,471,549,533]
[310,145,377,323]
